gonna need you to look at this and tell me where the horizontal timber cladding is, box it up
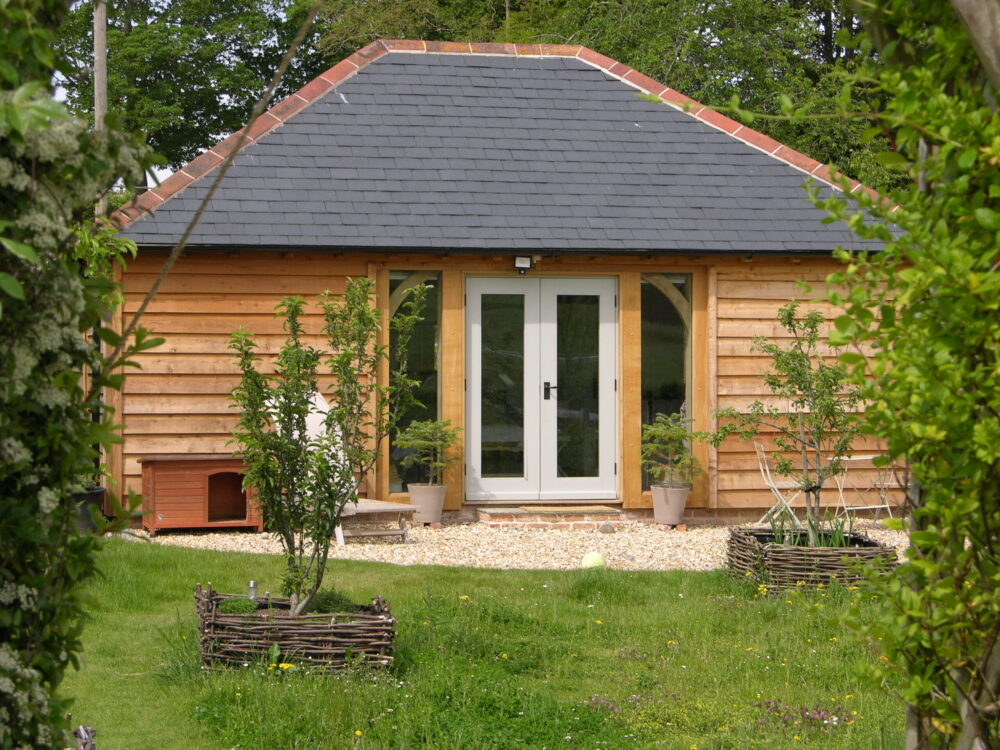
[710,256,895,512]
[118,251,891,515]
[120,250,362,500]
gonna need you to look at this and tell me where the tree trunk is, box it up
[955,639,1000,750]
[949,0,1000,95]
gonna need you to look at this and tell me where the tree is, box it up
[0,0,158,745]
[230,281,424,615]
[709,301,862,543]
[56,0,327,168]
[816,1,1000,745]
[317,0,902,190]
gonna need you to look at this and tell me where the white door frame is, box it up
[465,276,617,502]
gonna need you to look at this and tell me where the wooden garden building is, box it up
[113,39,884,522]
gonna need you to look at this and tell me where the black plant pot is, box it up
[72,486,106,532]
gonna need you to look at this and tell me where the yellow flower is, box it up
[355,730,363,737]
[793,736,801,741]
[785,600,793,605]
[458,595,469,601]
[796,580,805,587]
[844,694,853,700]
[279,662,294,669]
[829,637,839,643]
[500,652,509,660]
[594,620,603,625]
[421,621,429,626]
[666,640,678,645]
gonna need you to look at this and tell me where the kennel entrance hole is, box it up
[208,472,247,522]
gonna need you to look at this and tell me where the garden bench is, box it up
[335,499,417,545]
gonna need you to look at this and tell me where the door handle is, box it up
[544,382,557,400]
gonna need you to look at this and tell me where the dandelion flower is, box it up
[458,595,469,601]
[594,620,603,625]
[355,730,363,737]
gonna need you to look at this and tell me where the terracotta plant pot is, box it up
[407,484,446,524]
[650,483,689,525]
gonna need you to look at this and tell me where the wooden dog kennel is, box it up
[140,455,262,535]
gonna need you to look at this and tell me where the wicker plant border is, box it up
[194,584,395,671]
[727,527,897,589]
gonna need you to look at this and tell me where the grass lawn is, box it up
[61,539,902,749]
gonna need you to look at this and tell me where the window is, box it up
[389,271,441,493]
[641,273,691,489]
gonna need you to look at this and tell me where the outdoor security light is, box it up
[514,256,533,274]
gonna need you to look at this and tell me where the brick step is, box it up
[477,505,629,530]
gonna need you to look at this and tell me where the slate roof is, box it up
[118,40,880,254]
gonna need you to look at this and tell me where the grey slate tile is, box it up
[124,51,881,254]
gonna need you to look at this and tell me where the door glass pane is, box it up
[556,294,600,477]
[481,294,524,477]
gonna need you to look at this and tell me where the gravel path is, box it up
[142,520,909,572]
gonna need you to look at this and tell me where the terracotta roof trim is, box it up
[112,38,878,230]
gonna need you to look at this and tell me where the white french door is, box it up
[466,277,617,501]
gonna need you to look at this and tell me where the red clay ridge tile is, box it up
[696,107,742,134]
[243,112,281,143]
[109,204,141,228]
[470,42,515,55]
[425,41,472,53]
[134,190,164,213]
[539,44,582,56]
[576,47,617,70]
[607,61,631,77]
[320,59,361,86]
[268,93,308,122]
[774,145,822,175]
[623,69,668,96]
[658,88,697,109]
[514,43,542,56]
[349,40,388,65]
[149,171,189,201]
[734,127,782,155]
[383,40,425,51]
[179,151,223,181]
[294,75,336,104]
[210,131,248,161]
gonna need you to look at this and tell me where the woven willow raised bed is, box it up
[194,584,395,671]
[727,527,897,589]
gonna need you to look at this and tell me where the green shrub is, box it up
[217,597,259,615]
[306,588,356,614]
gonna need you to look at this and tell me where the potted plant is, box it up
[640,412,702,526]
[395,419,462,524]
[72,467,107,532]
